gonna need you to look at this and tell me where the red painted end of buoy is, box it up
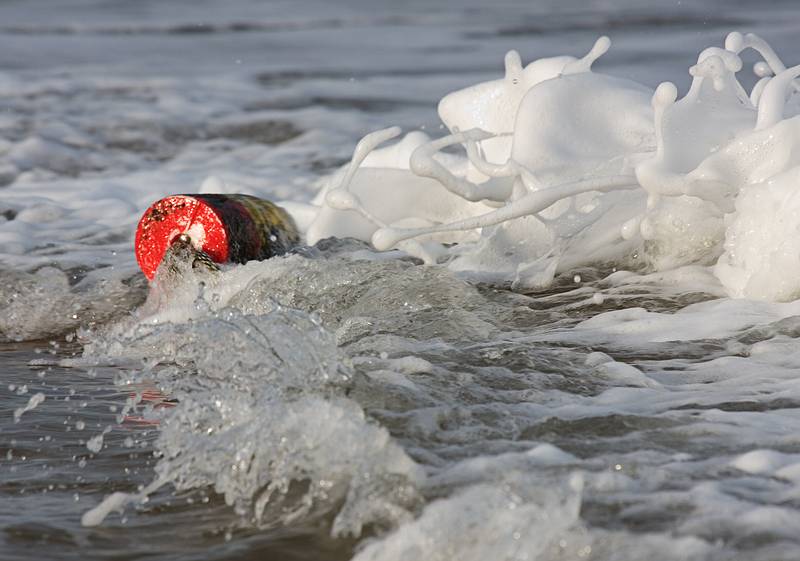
[134,195,229,280]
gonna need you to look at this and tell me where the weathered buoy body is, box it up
[135,194,299,280]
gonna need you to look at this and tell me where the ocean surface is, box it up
[3,1,800,560]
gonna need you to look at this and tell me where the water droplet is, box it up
[86,434,104,453]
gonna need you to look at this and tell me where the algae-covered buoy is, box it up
[134,194,299,280]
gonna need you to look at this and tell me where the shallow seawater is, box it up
[4,1,800,560]
[1,340,355,561]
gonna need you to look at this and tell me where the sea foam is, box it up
[307,32,800,301]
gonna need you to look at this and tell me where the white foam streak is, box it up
[13,392,45,422]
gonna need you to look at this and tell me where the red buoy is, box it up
[134,194,299,280]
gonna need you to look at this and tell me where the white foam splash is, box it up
[307,32,800,301]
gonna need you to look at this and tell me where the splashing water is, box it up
[74,31,800,550]
[307,31,800,300]
[6,3,800,558]
[80,293,425,535]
